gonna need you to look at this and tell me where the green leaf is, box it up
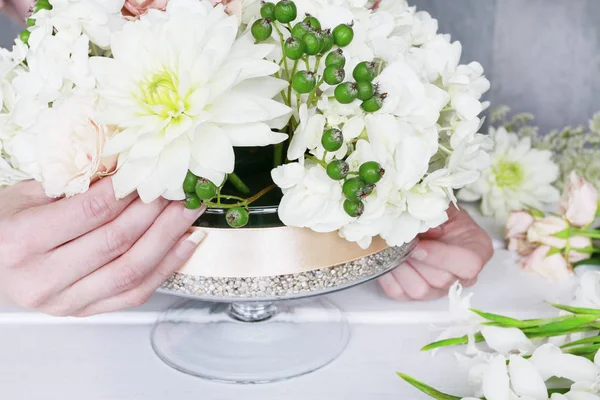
[548,388,571,395]
[470,309,531,328]
[522,315,598,334]
[564,344,600,356]
[561,335,600,349]
[397,373,463,400]
[550,303,600,316]
[478,313,578,329]
[575,258,600,268]
[528,208,546,218]
[421,334,485,352]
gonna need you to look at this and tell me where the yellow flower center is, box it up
[137,69,189,120]
[494,159,524,188]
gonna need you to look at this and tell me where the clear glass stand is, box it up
[151,298,350,384]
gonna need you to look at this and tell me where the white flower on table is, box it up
[91,0,291,202]
[458,127,560,222]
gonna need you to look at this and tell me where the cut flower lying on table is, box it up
[400,272,600,400]
[505,172,600,283]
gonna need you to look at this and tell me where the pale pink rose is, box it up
[33,91,116,198]
[521,246,573,283]
[123,0,168,17]
[560,171,599,227]
[527,216,569,249]
[506,211,536,256]
[208,0,243,22]
[568,236,593,263]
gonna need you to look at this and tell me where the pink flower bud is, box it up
[560,171,598,227]
[527,216,569,249]
[123,0,168,17]
[520,246,573,283]
[506,211,536,256]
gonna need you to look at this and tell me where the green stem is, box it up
[274,143,284,168]
[306,154,327,168]
[227,173,251,195]
[273,22,290,79]
[288,59,299,108]
[204,184,277,210]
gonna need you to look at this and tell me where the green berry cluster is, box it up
[334,61,386,112]
[182,171,250,228]
[325,160,385,218]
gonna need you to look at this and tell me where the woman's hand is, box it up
[0,178,206,317]
[0,0,33,22]
[378,206,494,301]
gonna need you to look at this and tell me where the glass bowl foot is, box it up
[150,298,350,384]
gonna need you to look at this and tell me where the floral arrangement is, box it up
[460,106,600,222]
[0,0,491,248]
[400,274,600,400]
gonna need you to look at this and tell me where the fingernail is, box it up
[183,204,207,220]
[410,248,428,261]
[176,230,206,259]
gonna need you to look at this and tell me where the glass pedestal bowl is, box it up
[151,206,416,384]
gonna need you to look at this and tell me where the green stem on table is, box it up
[561,334,600,349]
[556,228,600,240]
[397,373,462,400]
[227,173,251,195]
[550,303,600,316]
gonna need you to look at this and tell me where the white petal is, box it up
[508,356,548,399]
[221,123,287,147]
[103,129,139,157]
[271,163,306,189]
[189,159,225,186]
[158,136,190,191]
[192,125,235,174]
[137,166,167,203]
[530,344,600,382]
[481,326,535,354]
[209,93,291,124]
[482,355,510,400]
[112,155,157,200]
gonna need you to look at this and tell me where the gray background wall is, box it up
[1,0,600,132]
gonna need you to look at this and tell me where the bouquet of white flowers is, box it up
[0,0,492,249]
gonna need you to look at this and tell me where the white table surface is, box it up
[0,213,582,400]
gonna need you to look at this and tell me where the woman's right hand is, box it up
[0,178,206,317]
[0,0,33,22]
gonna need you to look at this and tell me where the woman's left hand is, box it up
[378,206,494,301]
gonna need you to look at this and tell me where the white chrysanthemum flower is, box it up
[458,127,560,222]
[91,0,291,202]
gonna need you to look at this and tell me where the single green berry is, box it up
[322,128,344,152]
[344,199,364,218]
[274,0,297,23]
[303,14,321,30]
[333,23,354,47]
[226,207,250,228]
[319,29,335,53]
[260,2,276,19]
[34,0,52,11]
[303,32,321,55]
[361,93,386,113]
[343,177,366,201]
[359,161,384,184]
[292,71,316,94]
[291,21,311,39]
[251,18,273,42]
[284,37,305,60]
[327,160,349,181]
[323,65,345,86]
[195,178,218,200]
[26,18,36,27]
[325,49,346,68]
[334,82,358,104]
[361,183,376,197]
[184,193,202,210]
[183,171,199,193]
[19,30,30,46]
[356,81,374,101]
[353,61,377,82]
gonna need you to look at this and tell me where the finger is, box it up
[409,259,458,290]
[418,226,444,241]
[41,203,206,316]
[75,231,207,317]
[39,197,170,293]
[391,263,445,301]
[410,240,485,281]
[461,278,478,288]
[377,268,408,301]
[13,178,137,252]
